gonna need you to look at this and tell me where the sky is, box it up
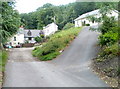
[15,0,76,13]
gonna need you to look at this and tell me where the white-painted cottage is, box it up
[43,22,58,37]
[9,27,24,47]
[74,9,118,27]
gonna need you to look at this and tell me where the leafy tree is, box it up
[89,2,119,46]
[0,1,20,49]
[20,2,97,30]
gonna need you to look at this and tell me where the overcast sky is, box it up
[15,0,76,13]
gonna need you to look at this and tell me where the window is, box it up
[14,37,16,41]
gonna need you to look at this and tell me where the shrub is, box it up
[99,31,118,46]
[86,24,90,26]
[33,27,81,61]
[40,34,44,38]
[99,16,117,34]
[34,36,42,43]
[63,23,74,30]
[99,42,119,58]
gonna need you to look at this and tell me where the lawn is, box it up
[33,27,82,61]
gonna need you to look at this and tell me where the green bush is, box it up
[99,42,119,58]
[33,27,82,61]
[40,34,44,38]
[99,16,117,34]
[85,24,90,26]
[34,36,42,43]
[63,23,74,30]
[99,31,118,46]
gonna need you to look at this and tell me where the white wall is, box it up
[75,20,82,27]
[107,10,118,20]
[43,23,58,37]
[75,10,118,27]
[9,34,24,47]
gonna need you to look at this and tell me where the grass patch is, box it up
[0,50,8,72]
[33,27,82,61]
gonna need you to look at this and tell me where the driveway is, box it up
[3,27,109,87]
[8,47,38,62]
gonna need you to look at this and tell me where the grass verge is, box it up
[32,27,82,61]
[0,50,8,87]
[0,50,8,72]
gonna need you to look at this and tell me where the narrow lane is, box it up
[3,27,108,87]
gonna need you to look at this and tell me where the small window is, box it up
[14,37,16,41]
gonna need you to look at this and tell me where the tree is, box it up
[89,2,118,32]
[89,2,119,46]
[0,1,20,49]
[19,2,98,30]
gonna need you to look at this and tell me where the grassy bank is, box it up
[0,50,8,87]
[33,27,82,61]
[0,50,8,72]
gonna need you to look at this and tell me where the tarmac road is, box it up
[3,26,109,87]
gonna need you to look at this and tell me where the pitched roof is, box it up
[24,30,43,37]
[74,9,100,21]
[74,9,119,21]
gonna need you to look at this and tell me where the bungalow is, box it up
[43,22,58,37]
[74,9,118,27]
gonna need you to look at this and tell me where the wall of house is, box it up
[75,20,82,27]
[9,34,24,47]
[107,10,118,20]
[75,10,118,27]
[43,23,58,37]
[75,18,99,27]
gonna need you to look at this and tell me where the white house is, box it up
[74,9,118,27]
[43,22,58,37]
[24,30,43,43]
[9,27,25,47]
[8,23,58,47]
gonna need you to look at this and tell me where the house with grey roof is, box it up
[74,9,118,27]
[8,22,58,47]
[24,30,43,43]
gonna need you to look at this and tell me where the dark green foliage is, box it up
[99,31,118,46]
[85,24,90,26]
[20,2,98,30]
[99,16,117,34]
[32,27,81,61]
[34,36,42,43]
